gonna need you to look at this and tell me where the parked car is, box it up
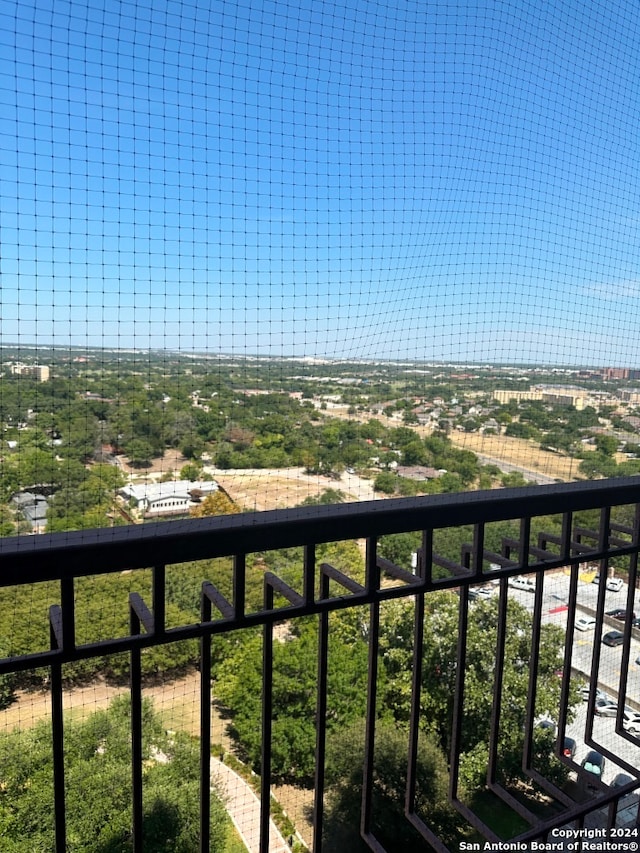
[606,608,636,622]
[581,750,605,784]
[535,717,557,736]
[622,710,640,734]
[592,575,625,591]
[575,617,596,632]
[579,685,609,702]
[602,630,624,647]
[563,736,577,759]
[508,576,536,592]
[468,586,493,601]
[611,773,635,788]
[595,699,619,717]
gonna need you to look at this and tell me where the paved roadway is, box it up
[211,757,290,853]
[473,452,559,485]
[479,571,640,785]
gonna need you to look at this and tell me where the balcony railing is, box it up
[1,477,640,851]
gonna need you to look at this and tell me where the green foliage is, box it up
[324,720,458,851]
[378,532,420,569]
[594,434,618,456]
[213,618,369,784]
[0,697,230,852]
[375,594,571,792]
[373,471,397,494]
[299,488,347,506]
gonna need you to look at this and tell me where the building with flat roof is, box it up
[119,480,219,519]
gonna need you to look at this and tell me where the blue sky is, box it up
[1,0,640,365]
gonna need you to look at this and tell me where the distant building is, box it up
[396,466,444,481]
[11,491,49,534]
[620,390,640,404]
[10,363,50,382]
[493,389,543,404]
[493,386,590,410]
[119,480,219,519]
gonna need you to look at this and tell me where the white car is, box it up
[622,710,640,734]
[575,617,597,632]
[606,577,624,592]
[508,576,536,592]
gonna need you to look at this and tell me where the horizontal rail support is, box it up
[3,478,640,583]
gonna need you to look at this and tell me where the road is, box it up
[473,452,558,485]
[478,571,640,785]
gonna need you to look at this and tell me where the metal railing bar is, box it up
[449,799,501,844]
[313,570,331,852]
[4,478,640,580]
[361,536,380,841]
[537,533,594,555]
[376,556,421,585]
[200,584,212,853]
[152,565,165,637]
[360,598,380,841]
[584,506,611,750]
[320,562,365,594]
[202,580,234,619]
[360,830,389,853]
[501,537,566,563]
[522,574,544,773]
[61,576,75,652]
[405,594,423,820]
[487,781,538,824]
[431,552,467,577]
[404,813,450,853]
[49,604,66,853]
[561,510,573,562]
[515,787,628,843]
[129,595,144,853]
[558,563,579,742]
[130,592,155,635]
[304,543,316,606]
[486,579,507,786]
[264,571,305,607]
[261,582,274,853]
[233,553,246,621]
[477,548,518,569]
[448,578,469,803]
[49,602,64,651]
[3,532,640,678]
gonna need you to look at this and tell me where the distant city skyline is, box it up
[1,0,640,366]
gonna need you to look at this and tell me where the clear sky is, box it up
[1,0,640,365]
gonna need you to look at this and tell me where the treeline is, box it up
[0,696,234,852]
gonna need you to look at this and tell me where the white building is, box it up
[119,480,219,518]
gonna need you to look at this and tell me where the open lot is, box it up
[448,432,581,482]
[204,466,378,511]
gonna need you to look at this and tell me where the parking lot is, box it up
[485,569,640,785]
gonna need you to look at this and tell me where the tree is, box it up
[300,488,348,506]
[375,593,572,791]
[324,720,459,851]
[373,472,397,494]
[594,434,618,457]
[213,618,370,783]
[189,490,239,517]
[0,696,231,851]
[125,438,156,468]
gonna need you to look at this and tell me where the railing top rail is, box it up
[1,477,639,585]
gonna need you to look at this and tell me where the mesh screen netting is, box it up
[1,2,640,847]
[2,0,640,509]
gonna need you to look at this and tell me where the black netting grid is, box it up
[1,0,640,510]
